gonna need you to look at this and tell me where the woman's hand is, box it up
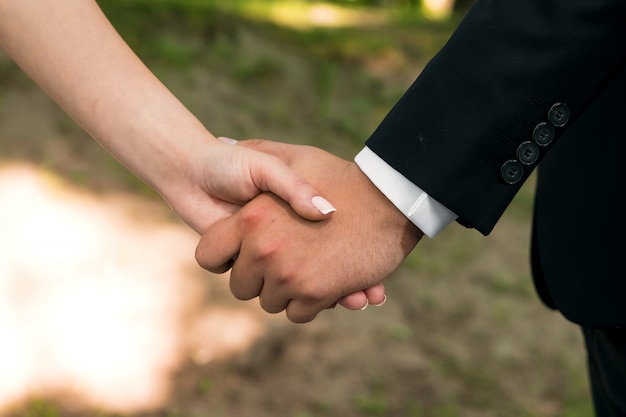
[165,138,336,234]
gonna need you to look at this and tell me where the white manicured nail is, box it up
[374,295,387,307]
[311,196,336,215]
[218,137,238,145]
[360,299,369,311]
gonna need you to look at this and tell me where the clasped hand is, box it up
[195,140,423,323]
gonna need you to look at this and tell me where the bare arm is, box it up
[0,0,332,232]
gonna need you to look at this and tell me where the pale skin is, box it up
[0,0,327,231]
[0,0,377,310]
[196,140,424,323]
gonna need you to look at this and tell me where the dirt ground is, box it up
[0,8,593,416]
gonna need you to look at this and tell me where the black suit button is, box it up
[517,141,540,165]
[548,102,570,127]
[501,160,524,184]
[533,122,555,146]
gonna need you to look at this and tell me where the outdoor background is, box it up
[0,1,592,416]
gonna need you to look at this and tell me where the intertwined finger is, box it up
[195,215,242,274]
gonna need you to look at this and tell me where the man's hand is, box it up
[195,141,423,323]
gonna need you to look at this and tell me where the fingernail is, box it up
[360,299,369,311]
[218,136,238,145]
[311,196,336,215]
[374,295,387,307]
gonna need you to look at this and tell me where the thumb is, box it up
[219,137,336,221]
[252,153,336,221]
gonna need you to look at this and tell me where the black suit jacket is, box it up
[366,0,624,327]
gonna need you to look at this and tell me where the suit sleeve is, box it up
[365,0,626,235]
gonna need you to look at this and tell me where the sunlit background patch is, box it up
[0,164,265,414]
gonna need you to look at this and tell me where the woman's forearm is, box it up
[0,0,384,312]
[0,0,334,235]
[0,0,214,198]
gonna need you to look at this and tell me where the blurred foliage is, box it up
[93,0,464,158]
[310,0,475,12]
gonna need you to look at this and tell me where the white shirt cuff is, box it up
[354,147,458,238]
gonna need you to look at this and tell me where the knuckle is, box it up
[194,244,213,270]
[231,291,254,301]
[286,310,316,324]
[240,207,264,229]
[229,281,256,301]
[194,244,232,274]
[254,239,281,260]
[259,299,284,314]
[299,280,328,304]
[301,289,325,305]
[239,199,275,230]
[272,268,296,286]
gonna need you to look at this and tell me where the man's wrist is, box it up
[354,147,457,237]
[345,162,423,253]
